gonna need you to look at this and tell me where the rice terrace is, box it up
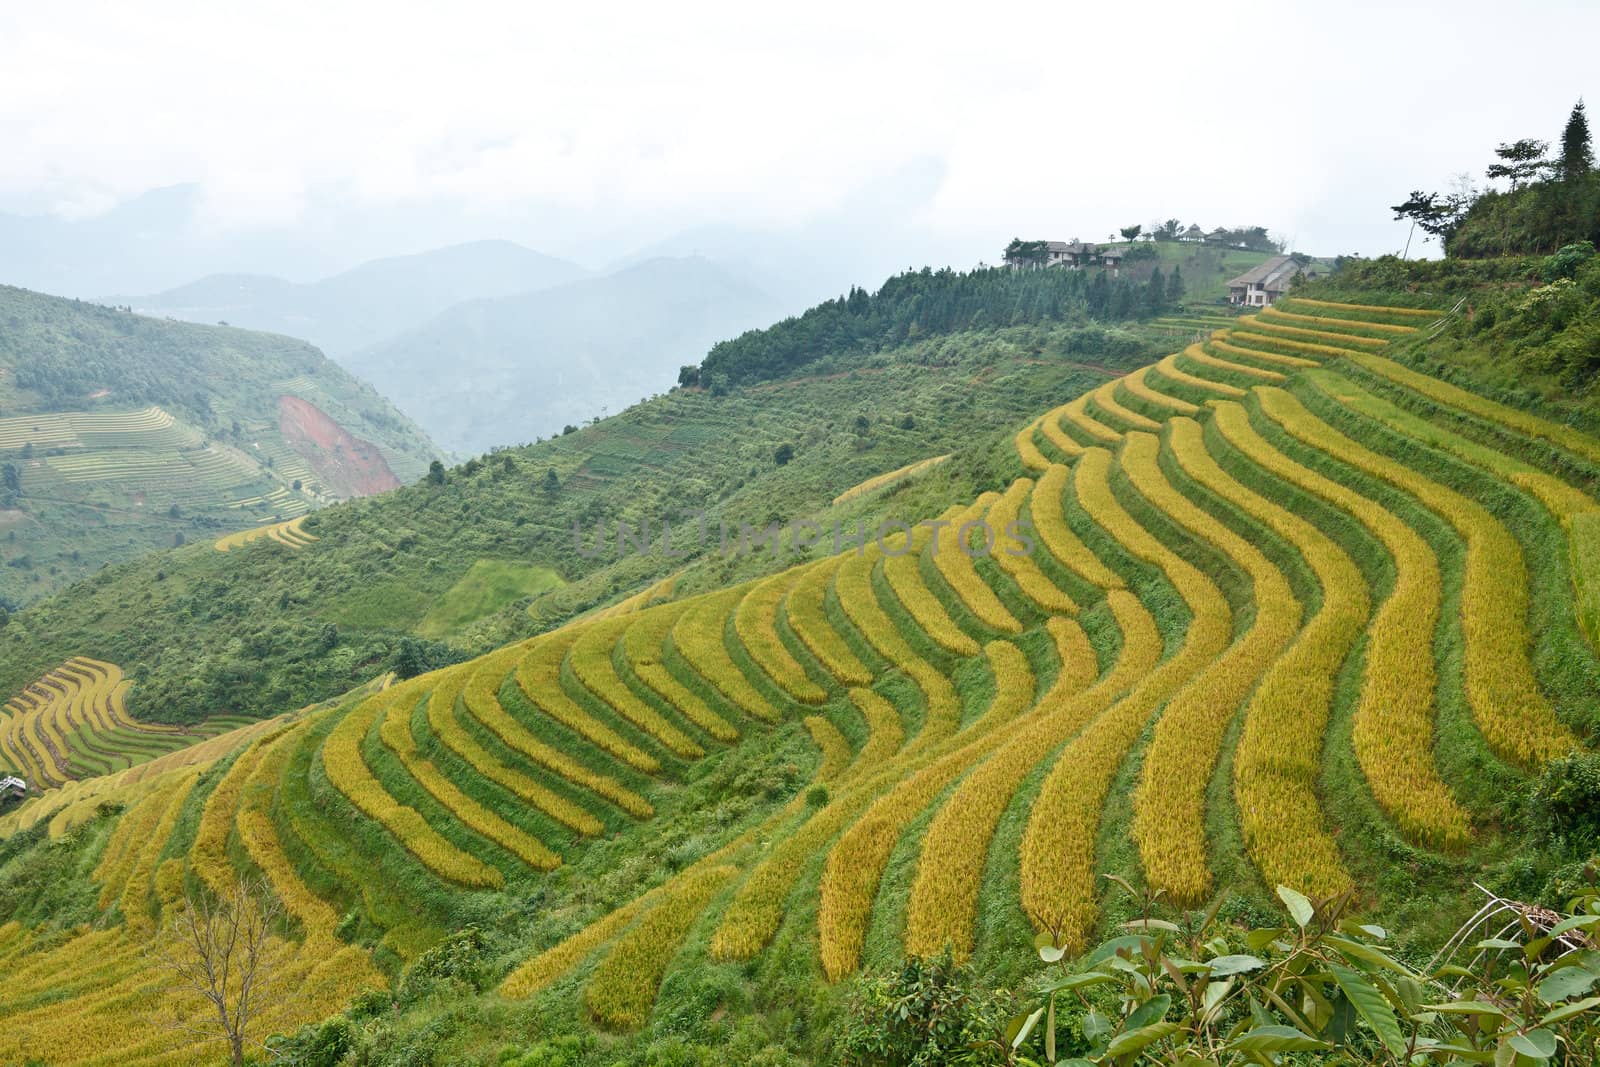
[8,282,1600,1062]
[4,12,1600,1064]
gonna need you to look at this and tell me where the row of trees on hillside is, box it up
[1393,99,1597,256]
[682,264,1184,389]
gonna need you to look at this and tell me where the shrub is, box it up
[1533,752,1600,846]
[834,951,1016,1067]
[1543,240,1597,282]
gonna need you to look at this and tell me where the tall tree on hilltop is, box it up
[1487,138,1550,189]
[1120,224,1142,243]
[1561,99,1593,180]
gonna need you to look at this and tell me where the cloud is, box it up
[2,0,1596,261]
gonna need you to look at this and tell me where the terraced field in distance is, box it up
[214,514,319,552]
[0,658,255,789]
[2,296,1598,1062]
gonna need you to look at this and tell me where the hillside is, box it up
[116,240,590,357]
[0,311,1163,724]
[343,256,784,454]
[0,285,439,603]
[2,290,1598,1064]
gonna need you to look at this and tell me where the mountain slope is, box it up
[117,240,589,356]
[344,256,783,453]
[0,285,439,603]
[2,293,1598,1064]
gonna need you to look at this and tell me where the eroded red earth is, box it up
[277,395,401,498]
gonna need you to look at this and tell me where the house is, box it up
[0,775,25,804]
[1181,224,1206,242]
[1100,246,1127,275]
[1003,239,1110,270]
[1225,254,1308,307]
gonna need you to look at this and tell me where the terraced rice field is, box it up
[214,514,319,551]
[0,402,322,527]
[3,296,1599,1057]
[0,658,253,788]
[832,454,951,506]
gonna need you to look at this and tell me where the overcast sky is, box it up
[2,0,1596,274]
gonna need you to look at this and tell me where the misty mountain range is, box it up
[1,167,970,457]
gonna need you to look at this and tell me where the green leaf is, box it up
[1040,972,1116,995]
[1426,1000,1510,1017]
[1122,918,1182,933]
[1206,954,1267,977]
[1245,927,1286,953]
[1011,1006,1044,1050]
[1082,1008,1114,1043]
[1507,1028,1557,1059]
[1225,1024,1331,1053]
[1545,913,1600,938]
[1122,994,1172,1032]
[1045,993,1056,1062]
[1330,962,1406,1056]
[1084,934,1152,967]
[1324,934,1413,974]
[1537,965,1600,1003]
[1277,885,1314,928]
[1475,938,1522,951]
[1540,995,1600,1025]
[1033,931,1066,964]
[1106,1021,1182,1056]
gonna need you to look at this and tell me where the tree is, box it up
[542,467,560,494]
[1003,238,1049,267]
[1166,265,1185,306]
[154,875,285,1067]
[1145,268,1166,314]
[392,637,430,679]
[425,460,445,486]
[676,364,701,388]
[1487,138,1551,189]
[1119,224,1142,243]
[1,463,18,493]
[774,443,795,466]
[1561,99,1594,180]
[1392,188,1474,253]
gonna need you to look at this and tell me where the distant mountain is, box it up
[344,256,781,454]
[115,240,589,356]
[0,284,439,603]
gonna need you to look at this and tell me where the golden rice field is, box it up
[0,658,255,789]
[214,514,318,552]
[4,297,1600,1055]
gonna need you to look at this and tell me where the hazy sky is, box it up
[2,0,1596,271]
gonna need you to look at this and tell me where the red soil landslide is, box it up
[278,395,401,498]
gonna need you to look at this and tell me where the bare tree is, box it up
[153,875,285,1067]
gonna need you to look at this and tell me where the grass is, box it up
[417,559,565,640]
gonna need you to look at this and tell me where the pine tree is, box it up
[1146,268,1166,314]
[1561,99,1593,180]
[1167,265,1185,307]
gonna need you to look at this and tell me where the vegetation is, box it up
[1,320,1161,724]
[1394,99,1598,257]
[5,231,1600,1066]
[0,285,437,601]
